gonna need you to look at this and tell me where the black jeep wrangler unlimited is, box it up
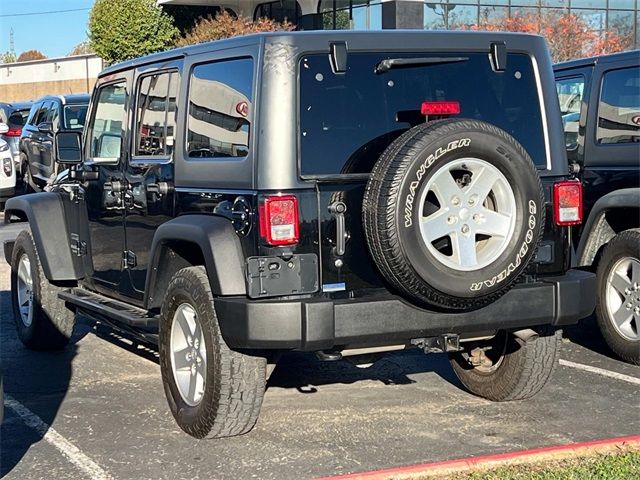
[555,51,639,364]
[4,31,595,439]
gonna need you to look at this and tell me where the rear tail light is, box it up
[421,101,461,116]
[259,195,300,246]
[5,127,22,137]
[553,181,582,226]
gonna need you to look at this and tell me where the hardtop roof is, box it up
[100,29,546,77]
[554,49,639,72]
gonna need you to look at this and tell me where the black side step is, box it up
[59,288,158,329]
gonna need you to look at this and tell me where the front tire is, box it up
[10,230,76,350]
[159,266,266,439]
[594,229,640,365]
[449,327,560,401]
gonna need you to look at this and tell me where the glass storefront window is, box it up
[608,0,636,8]
[425,3,479,28]
[511,0,540,6]
[479,5,509,26]
[608,10,636,50]
[570,0,607,8]
[573,9,607,34]
[543,0,569,7]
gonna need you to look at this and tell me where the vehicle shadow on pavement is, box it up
[0,290,86,477]
[78,321,465,397]
[267,350,463,394]
[562,314,622,362]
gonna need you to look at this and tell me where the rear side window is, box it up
[186,57,253,159]
[135,71,179,156]
[597,66,640,145]
[299,52,546,176]
[556,76,585,150]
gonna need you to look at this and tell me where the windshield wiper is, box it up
[375,56,469,74]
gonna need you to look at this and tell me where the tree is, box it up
[88,0,178,65]
[176,10,295,47]
[473,11,624,62]
[17,50,47,62]
[0,51,17,64]
[69,41,94,56]
[322,9,350,30]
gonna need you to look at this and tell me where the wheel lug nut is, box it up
[627,302,633,309]
[461,224,470,234]
[468,194,478,206]
[447,216,456,224]
[451,196,460,206]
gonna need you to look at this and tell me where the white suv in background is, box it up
[0,131,16,209]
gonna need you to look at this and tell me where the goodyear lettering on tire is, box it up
[470,200,538,291]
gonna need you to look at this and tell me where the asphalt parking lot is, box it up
[1,218,639,480]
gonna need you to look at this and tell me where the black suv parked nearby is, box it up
[4,31,596,439]
[20,94,89,191]
[555,51,640,364]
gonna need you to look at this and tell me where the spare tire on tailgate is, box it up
[363,119,544,311]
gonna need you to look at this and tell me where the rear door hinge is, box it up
[70,233,87,257]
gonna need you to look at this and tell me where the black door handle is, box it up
[328,201,348,256]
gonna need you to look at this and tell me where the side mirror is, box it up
[55,131,83,165]
[0,123,8,134]
[37,122,53,134]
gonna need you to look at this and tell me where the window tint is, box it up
[63,105,88,130]
[32,102,49,125]
[187,58,253,159]
[556,76,584,150]
[26,103,42,125]
[7,109,30,128]
[90,82,128,160]
[597,67,640,145]
[44,102,58,126]
[135,72,178,156]
[300,53,547,176]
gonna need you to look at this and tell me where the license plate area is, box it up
[246,254,319,299]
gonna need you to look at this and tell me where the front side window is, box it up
[186,58,253,159]
[90,82,128,160]
[135,72,179,156]
[556,75,585,150]
[300,52,546,176]
[597,67,640,145]
[63,105,88,130]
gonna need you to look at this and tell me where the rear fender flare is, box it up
[144,215,247,309]
[576,188,640,267]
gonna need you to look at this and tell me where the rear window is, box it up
[1,107,29,128]
[299,52,546,177]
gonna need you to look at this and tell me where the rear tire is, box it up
[159,266,267,438]
[10,230,76,350]
[594,229,640,365]
[449,327,560,401]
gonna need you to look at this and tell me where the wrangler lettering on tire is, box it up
[363,119,545,310]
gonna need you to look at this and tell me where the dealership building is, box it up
[159,0,639,48]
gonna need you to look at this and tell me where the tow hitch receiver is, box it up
[412,334,462,354]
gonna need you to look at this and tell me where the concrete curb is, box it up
[318,435,640,480]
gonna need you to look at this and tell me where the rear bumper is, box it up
[215,269,596,351]
[0,187,15,200]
